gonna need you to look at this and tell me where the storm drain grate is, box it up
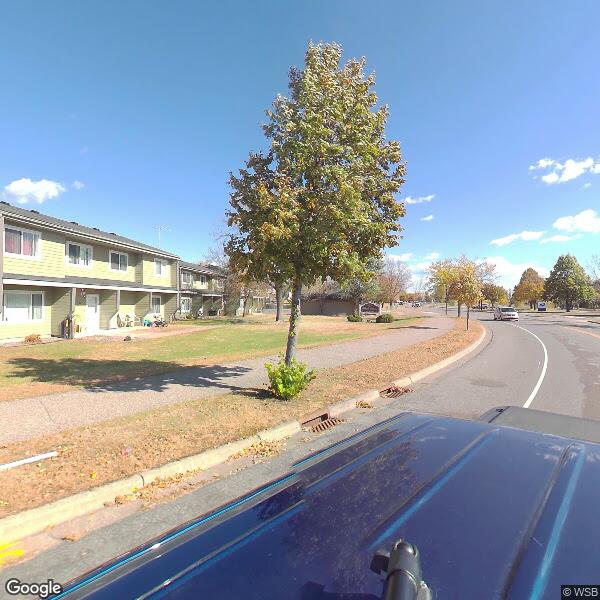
[380,386,411,398]
[310,417,345,433]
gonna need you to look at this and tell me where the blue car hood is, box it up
[57,413,600,599]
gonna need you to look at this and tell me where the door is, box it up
[85,294,100,333]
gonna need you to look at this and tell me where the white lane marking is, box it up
[514,324,548,409]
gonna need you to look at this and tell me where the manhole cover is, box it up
[380,386,411,398]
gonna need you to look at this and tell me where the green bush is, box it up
[265,357,316,400]
[347,313,362,322]
[376,313,394,323]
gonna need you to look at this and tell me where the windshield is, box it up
[501,307,516,312]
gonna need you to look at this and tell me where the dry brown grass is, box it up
[0,318,482,517]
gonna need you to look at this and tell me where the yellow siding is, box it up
[0,285,53,340]
[143,256,176,288]
[119,291,138,319]
[4,225,66,279]
[84,245,138,282]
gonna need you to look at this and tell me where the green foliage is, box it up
[347,313,362,322]
[513,268,545,306]
[376,313,394,323]
[544,254,595,310]
[227,42,405,364]
[265,357,316,400]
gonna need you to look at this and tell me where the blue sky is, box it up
[1,1,599,288]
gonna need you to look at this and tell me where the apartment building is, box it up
[179,261,226,317]
[0,202,179,341]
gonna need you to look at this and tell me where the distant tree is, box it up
[544,254,595,311]
[512,268,545,308]
[453,258,483,330]
[428,259,459,315]
[377,259,411,308]
[482,283,507,307]
[226,42,405,365]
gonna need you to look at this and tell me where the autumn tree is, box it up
[482,283,508,307]
[454,257,483,330]
[544,254,595,311]
[377,258,411,308]
[512,268,545,308]
[227,43,405,365]
[428,259,459,315]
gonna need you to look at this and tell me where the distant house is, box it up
[0,202,179,341]
[301,292,355,316]
[178,261,227,317]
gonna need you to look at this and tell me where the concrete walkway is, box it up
[1,317,453,444]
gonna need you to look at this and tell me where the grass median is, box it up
[0,314,419,402]
[0,318,482,518]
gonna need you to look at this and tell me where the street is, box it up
[6,307,600,588]
[405,308,600,421]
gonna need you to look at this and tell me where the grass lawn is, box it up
[0,318,481,517]
[0,314,420,401]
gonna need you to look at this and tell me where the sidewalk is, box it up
[0,317,453,445]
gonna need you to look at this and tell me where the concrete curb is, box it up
[392,323,487,388]
[0,326,486,545]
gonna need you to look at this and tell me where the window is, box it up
[199,274,207,286]
[4,226,41,258]
[181,297,191,313]
[3,291,43,322]
[181,272,193,285]
[151,296,161,313]
[215,278,224,288]
[154,258,168,276]
[66,242,93,267]
[110,251,128,272]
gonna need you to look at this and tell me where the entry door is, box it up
[85,294,100,332]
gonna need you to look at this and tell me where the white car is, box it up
[494,306,519,321]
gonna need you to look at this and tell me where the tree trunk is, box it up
[457,302,462,317]
[275,286,284,322]
[466,305,470,330]
[445,289,448,316]
[243,292,250,317]
[285,282,302,366]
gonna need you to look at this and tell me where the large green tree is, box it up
[513,268,545,308]
[227,43,405,364]
[544,254,595,311]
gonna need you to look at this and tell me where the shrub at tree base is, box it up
[347,313,362,322]
[376,313,394,323]
[265,357,316,400]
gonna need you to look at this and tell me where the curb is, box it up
[0,326,486,545]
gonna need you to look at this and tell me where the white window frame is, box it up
[2,290,44,323]
[215,277,224,289]
[151,295,161,314]
[199,274,207,286]
[180,297,192,313]
[110,251,129,272]
[65,240,93,268]
[181,271,193,285]
[154,258,168,277]
[4,225,42,260]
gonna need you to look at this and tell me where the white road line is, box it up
[514,324,548,409]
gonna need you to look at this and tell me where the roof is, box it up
[0,201,178,259]
[180,260,227,277]
[60,412,600,598]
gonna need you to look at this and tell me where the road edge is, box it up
[0,323,487,545]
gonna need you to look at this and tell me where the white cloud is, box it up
[490,230,545,247]
[420,214,434,222]
[540,234,583,244]
[4,178,66,204]
[553,209,600,234]
[388,252,413,262]
[72,180,85,190]
[583,182,592,189]
[530,156,600,184]
[404,194,434,205]
[482,256,549,289]
[409,261,432,273]
[422,252,440,261]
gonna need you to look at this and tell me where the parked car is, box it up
[412,301,421,307]
[494,306,519,321]
[537,301,547,312]
[58,410,600,599]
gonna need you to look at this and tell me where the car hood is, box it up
[59,413,600,599]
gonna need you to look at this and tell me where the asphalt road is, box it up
[402,308,600,421]
[6,307,600,589]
